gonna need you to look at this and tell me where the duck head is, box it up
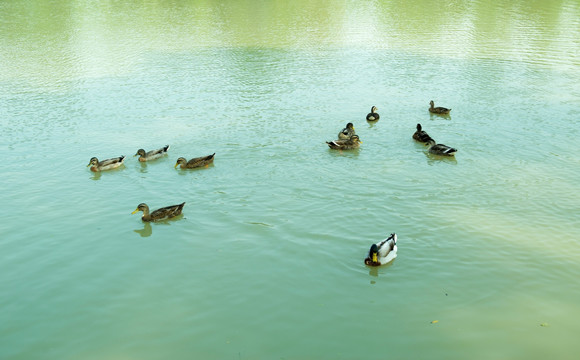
[134,149,146,157]
[365,244,380,266]
[174,157,187,168]
[131,203,149,215]
[87,157,99,167]
[350,135,362,144]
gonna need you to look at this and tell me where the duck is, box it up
[412,123,435,144]
[87,156,125,172]
[426,139,457,156]
[131,202,185,222]
[364,233,398,266]
[326,135,362,150]
[429,100,451,114]
[366,106,380,121]
[338,122,356,140]
[134,145,170,162]
[175,153,215,169]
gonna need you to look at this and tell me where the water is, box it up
[1,0,579,359]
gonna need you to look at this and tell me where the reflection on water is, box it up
[429,112,452,120]
[89,171,102,181]
[134,222,152,237]
[425,152,459,165]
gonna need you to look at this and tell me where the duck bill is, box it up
[174,163,179,168]
[372,253,378,263]
[131,209,140,214]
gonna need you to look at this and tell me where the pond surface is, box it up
[1,0,579,359]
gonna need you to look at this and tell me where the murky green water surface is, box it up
[1,1,579,359]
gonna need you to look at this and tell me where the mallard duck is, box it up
[326,135,362,150]
[174,153,215,169]
[131,202,185,222]
[87,156,125,172]
[412,123,434,144]
[429,100,451,114]
[364,233,398,266]
[338,122,356,140]
[366,106,380,121]
[426,139,457,156]
[134,145,170,162]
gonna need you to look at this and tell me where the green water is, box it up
[1,0,579,359]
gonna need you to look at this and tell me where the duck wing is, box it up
[187,153,215,168]
[146,145,170,157]
[99,156,125,166]
[150,202,185,220]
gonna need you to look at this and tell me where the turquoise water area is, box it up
[1,1,579,359]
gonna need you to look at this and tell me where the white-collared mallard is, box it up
[429,100,451,114]
[366,106,380,121]
[87,156,125,172]
[338,122,356,140]
[134,145,170,162]
[131,202,185,222]
[426,139,457,156]
[326,135,362,150]
[175,153,215,169]
[412,123,434,144]
[364,233,397,266]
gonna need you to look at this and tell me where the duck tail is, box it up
[164,145,170,152]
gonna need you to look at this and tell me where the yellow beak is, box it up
[174,163,179,168]
[131,209,139,214]
[372,253,378,263]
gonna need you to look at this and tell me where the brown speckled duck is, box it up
[134,145,170,162]
[366,106,380,121]
[87,156,125,172]
[174,153,215,169]
[338,122,356,140]
[429,100,451,114]
[326,135,362,150]
[131,202,185,222]
[412,124,435,144]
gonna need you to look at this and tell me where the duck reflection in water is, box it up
[134,222,152,237]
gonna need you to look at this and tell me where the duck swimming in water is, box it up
[366,106,380,121]
[412,123,434,144]
[364,233,398,266]
[134,145,170,162]
[131,202,185,222]
[326,135,362,150]
[174,153,215,169]
[338,122,356,140]
[87,156,125,172]
[429,100,451,115]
